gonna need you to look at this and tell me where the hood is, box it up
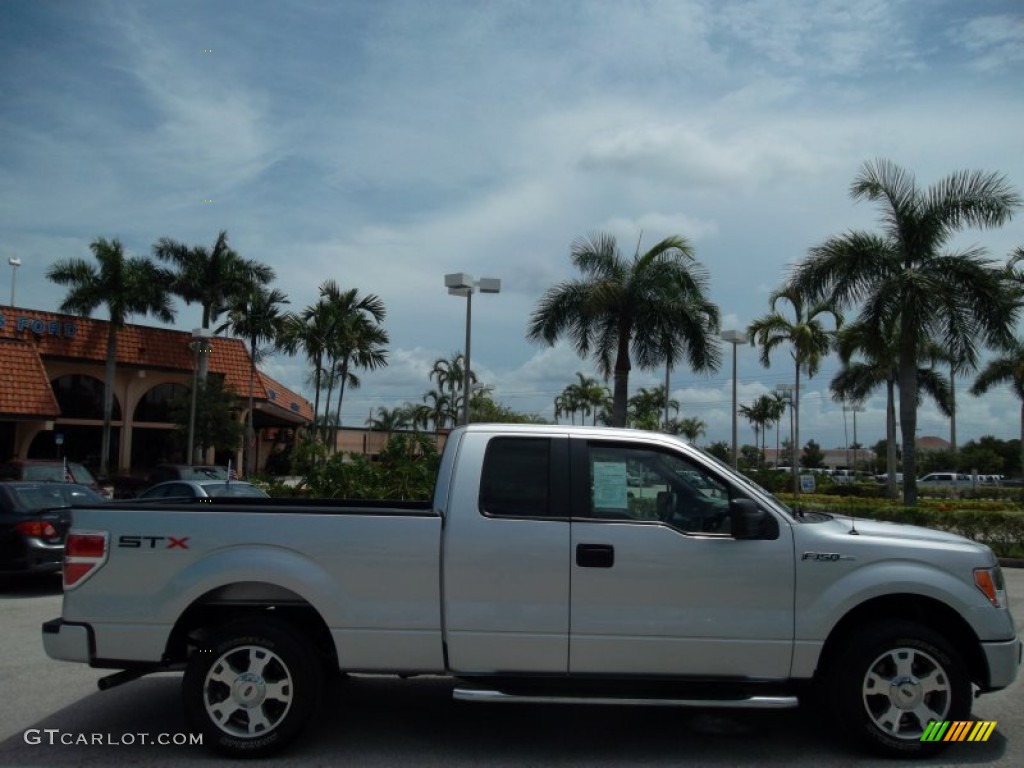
[826,516,988,551]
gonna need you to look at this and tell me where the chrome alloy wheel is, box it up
[861,645,951,740]
[202,644,294,738]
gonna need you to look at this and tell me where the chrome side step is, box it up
[453,687,799,709]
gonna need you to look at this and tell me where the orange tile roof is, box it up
[0,339,61,418]
[0,307,312,423]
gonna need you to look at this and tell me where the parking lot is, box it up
[1,570,1022,767]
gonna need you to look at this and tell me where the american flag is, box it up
[63,458,72,483]
[227,460,237,482]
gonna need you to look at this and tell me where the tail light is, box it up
[16,520,59,538]
[64,531,109,589]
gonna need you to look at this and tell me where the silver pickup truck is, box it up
[43,424,1020,758]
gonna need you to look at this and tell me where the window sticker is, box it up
[593,461,628,509]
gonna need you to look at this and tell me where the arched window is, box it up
[51,374,121,420]
[134,382,188,423]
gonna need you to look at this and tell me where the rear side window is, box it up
[479,437,551,518]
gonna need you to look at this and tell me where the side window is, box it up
[479,437,552,518]
[587,443,732,534]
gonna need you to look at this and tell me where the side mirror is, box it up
[730,498,777,540]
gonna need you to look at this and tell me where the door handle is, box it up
[576,543,614,568]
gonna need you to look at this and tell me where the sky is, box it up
[2,0,1024,452]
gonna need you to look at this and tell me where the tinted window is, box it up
[479,437,551,518]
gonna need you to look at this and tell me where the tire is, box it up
[827,621,971,757]
[182,619,322,758]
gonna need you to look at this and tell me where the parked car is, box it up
[136,480,268,500]
[0,482,106,575]
[0,459,112,497]
[147,465,230,484]
[918,471,970,490]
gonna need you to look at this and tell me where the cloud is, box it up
[952,14,1024,72]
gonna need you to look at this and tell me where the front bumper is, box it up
[42,618,92,663]
[981,635,1022,691]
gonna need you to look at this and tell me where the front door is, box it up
[569,438,795,679]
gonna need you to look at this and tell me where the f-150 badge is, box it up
[801,551,855,561]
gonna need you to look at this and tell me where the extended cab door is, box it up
[569,437,795,679]
[442,431,571,674]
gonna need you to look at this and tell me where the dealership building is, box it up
[0,306,313,475]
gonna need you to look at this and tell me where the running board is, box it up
[453,687,799,709]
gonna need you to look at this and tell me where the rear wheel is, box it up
[182,619,322,758]
[827,621,971,756]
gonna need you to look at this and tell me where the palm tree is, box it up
[969,339,1024,478]
[153,230,274,329]
[153,230,274,384]
[422,389,451,431]
[319,283,389,448]
[528,232,720,427]
[567,373,603,425]
[279,291,335,442]
[574,374,610,426]
[790,159,1020,504]
[430,353,475,427]
[629,386,675,430]
[674,416,706,444]
[767,393,788,467]
[366,406,409,437]
[217,286,289,475]
[830,318,952,498]
[748,286,841,492]
[737,402,764,458]
[47,237,176,476]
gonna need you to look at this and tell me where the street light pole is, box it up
[721,330,746,469]
[445,273,501,426]
[463,288,472,426]
[8,256,21,307]
[775,384,796,494]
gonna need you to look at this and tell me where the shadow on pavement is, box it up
[0,673,1008,767]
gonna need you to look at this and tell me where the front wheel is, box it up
[182,619,322,758]
[827,621,971,756]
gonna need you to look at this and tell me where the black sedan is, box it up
[0,483,107,576]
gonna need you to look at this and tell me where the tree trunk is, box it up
[333,358,350,453]
[100,323,118,477]
[1019,400,1023,482]
[949,361,957,456]
[886,377,898,500]
[899,325,919,506]
[793,359,800,496]
[611,325,631,428]
[246,337,256,477]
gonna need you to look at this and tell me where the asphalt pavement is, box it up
[0,570,1021,767]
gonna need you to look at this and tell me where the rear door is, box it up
[442,431,571,674]
[568,437,795,679]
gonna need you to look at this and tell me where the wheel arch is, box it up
[164,581,337,670]
[817,593,988,686]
